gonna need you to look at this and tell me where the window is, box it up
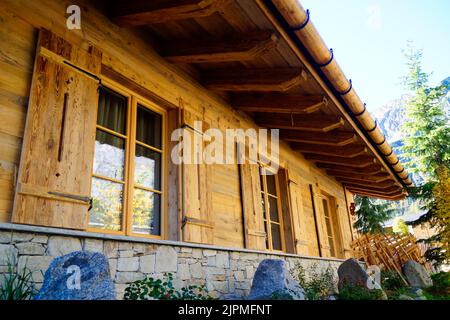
[322,197,336,257]
[259,166,284,251]
[89,84,165,238]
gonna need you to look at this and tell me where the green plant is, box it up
[123,273,214,300]
[290,263,335,300]
[353,196,396,234]
[0,255,37,300]
[380,270,412,300]
[337,283,384,300]
[423,272,450,300]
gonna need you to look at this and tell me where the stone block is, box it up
[16,242,45,255]
[117,257,139,272]
[83,238,103,252]
[139,254,155,274]
[47,236,82,257]
[155,246,177,273]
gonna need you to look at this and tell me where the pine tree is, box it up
[401,43,450,266]
[353,195,395,234]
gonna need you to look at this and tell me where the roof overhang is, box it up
[105,0,412,200]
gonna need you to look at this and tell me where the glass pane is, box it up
[261,193,266,217]
[136,105,162,149]
[89,177,123,231]
[264,221,269,249]
[259,168,265,192]
[271,223,282,251]
[93,130,125,180]
[134,145,161,190]
[97,87,127,134]
[266,173,277,196]
[268,195,279,222]
[132,188,161,236]
[325,218,334,239]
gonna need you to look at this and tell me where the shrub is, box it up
[0,256,37,300]
[124,273,214,300]
[290,262,336,300]
[380,270,412,299]
[424,272,450,300]
[337,283,384,300]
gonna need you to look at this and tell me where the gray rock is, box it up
[338,259,371,291]
[402,260,433,288]
[35,251,116,300]
[399,294,414,300]
[248,259,305,300]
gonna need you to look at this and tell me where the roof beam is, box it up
[281,130,357,146]
[347,188,405,200]
[330,171,392,182]
[316,163,385,175]
[164,31,278,63]
[255,114,344,132]
[291,143,368,158]
[305,154,376,168]
[256,114,344,132]
[231,93,325,114]
[203,68,305,91]
[345,185,402,195]
[340,179,397,189]
[111,0,231,26]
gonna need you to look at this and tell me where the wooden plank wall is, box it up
[0,0,353,256]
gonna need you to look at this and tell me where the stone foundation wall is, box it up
[0,225,347,299]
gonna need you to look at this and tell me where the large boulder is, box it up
[402,260,433,288]
[248,259,305,300]
[337,258,386,299]
[35,251,116,300]
[337,258,370,291]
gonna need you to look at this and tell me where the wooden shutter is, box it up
[180,109,214,244]
[277,169,296,254]
[12,29,101,230]
[285,172,309,255]
[238,144,266,250]
[310,186,331,257]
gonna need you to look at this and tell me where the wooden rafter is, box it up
[203,68,305,91]
[331,171,393,183]
[164,31,278,63]
[305,154,376,168]
[344,184,401,194]
[231,93,324,114]
[348,188,405,199]
[338,178,396,188]
[316,163,385,175]
[112,0,231,26]
[291,143,367,158]
[256,114,344,132]
[281,130,357,146]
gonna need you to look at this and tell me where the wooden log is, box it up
[344,184,401,194]
[347,188,405,199]
[330,171,392,182]
[203,68,305,91]
[337,178,396,188]
[304,154,376,168]
[231,93,324,114]
[112,0,231,26]
[281,130,357,146]
[164,31,278,63]
[256,114,344,132]
[316,163,384,175]
[291,143,367,158]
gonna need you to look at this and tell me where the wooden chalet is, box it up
[0,0,412,275]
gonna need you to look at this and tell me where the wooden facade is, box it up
[0,0,410,259]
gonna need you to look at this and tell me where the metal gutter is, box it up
[256,0,412,192]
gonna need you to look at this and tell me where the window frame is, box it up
[87,77,167,239]
[259,164,285,252]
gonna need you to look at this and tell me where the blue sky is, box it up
[299,0,450,111]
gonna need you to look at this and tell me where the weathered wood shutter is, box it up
[310,186,331,257]
[277,168,296,254]
[180,109,214,244]
[238,144,266,250]
[12,29,101,230]
[284,171,308,254]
